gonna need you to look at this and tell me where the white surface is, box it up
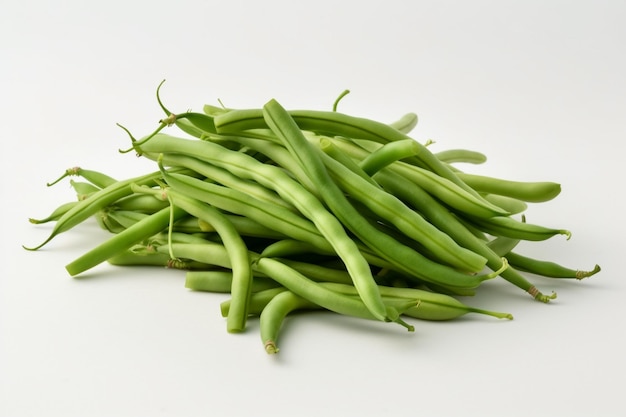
[1,1,625,416]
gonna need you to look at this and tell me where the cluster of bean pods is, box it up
[26,85,600,353]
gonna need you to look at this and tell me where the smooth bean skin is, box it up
[65,205,188,276]
[221,287,287,317]
[456,172,562,203]
[434,149,487,165]
[465,215,571,242]
[387,113,418,134]
[505,252,601,279]
[186,271,280,293]
[358,139,421,175]
[28,201,79,224]
[46,167,118,188]
[260,290,319,354]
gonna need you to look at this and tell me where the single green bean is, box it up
[358,139,422,175]
[387,113,418,134]
[47,167,118,188]
[186,270,280,293]
[65,205,188,276]
[28,201,79,224]
[456,173,562,203]
[465,215,571,241]
[434,149,487,165]
[505,252,601,279]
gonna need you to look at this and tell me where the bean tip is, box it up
[264,340,279,354]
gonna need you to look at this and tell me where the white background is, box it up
[1,1,625,416]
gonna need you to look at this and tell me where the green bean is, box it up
[259,290,318,354]
[505,252,601,279]
[358,139,422,175]
[198,216,286,239]
[139,133,389,322]
[107,249,208,269]
[112,193,171,213]
[220,287,287,317]
[317,137,379,187]
[70,180,100,200]
[65,205,188,276]
[161,183,252,333]
[46,167,118,188]
[28,201,79,224]
[466,215,571,241]
[434,149,487,165]
[321,282,513,321]
[482,194,528,215]
[387,113,418,134]
[103,209,150,230]
[456,173,562,203]
[259,239,330,259]
[186,270,280,293]
[25,169,175,251]
[486,235,521,257]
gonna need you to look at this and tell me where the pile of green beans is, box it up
[26,85,600,354]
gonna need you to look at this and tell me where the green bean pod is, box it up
[47,167,118,188]
[387,112,418,134]
[358,139,422,175]
[466,215,571,241]
[505,252,601,279]
[186,270,280,293]
[457,173,562,203]
[434,149,487,165]
[28,201,79,224]
[65,205,188,276]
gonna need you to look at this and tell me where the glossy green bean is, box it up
[505,252,601,279]
[46,167,117,188]
[186,270,280,293]
[456,173,561,203]
[387,113,418,134]
[28,201,79,224]
[65,205,188,276]
[466,215,571,241]
[434,149,487,165]
[358,139,421,175]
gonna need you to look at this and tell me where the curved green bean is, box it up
[505,252,601,279]
[457,173,561,203]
